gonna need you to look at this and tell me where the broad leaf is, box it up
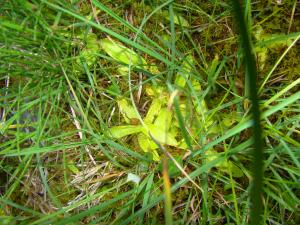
[144,98,163,124]
[77,33,100,67]
[175,55,194,88]
[137,133,160,161]
[109,125,144,139]
[145,124,178,147]
[117,99,140,124]
[154,107,172,132]
[205,149,244,177]
[100,38,147,67]
[164,12,190,27]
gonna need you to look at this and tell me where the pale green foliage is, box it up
[163,11,190,27]
[76,32,101,68]
[145,124,178,147]
[109,95,177,161]
[117,99,140,123]
[254,25,295,70]
[144,98,163,124]
[109,125,144,139]
[99,37,147,67]
[109,55,242,175]
[99,37,161,75]
[175,55,193,88]
[137,133,159,160]
[154,108,172,132]
[205,149,243,177]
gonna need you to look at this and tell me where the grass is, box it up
[1,0,300,224]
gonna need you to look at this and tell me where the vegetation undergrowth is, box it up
[0,0,299,224]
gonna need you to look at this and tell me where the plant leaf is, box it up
[144,124,178,147]
[159,156,183,178]
[137,133,160,161]
[100,38,147,67]
[175,55,194,88]
[154,107,172,132]
[205,149,243,177]
[144,98,163,124]
[109,125,144,139]
[77,33,100,67]
[117,99,140,124]
[164,12,189,27]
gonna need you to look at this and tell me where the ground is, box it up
[0,0,299,224]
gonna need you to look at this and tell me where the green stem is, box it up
[230,1,264,225]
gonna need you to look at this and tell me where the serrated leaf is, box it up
[100,38,147,67]
[109,125,144,139]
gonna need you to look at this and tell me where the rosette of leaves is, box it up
[109,90,178,161]
[106,46,243,176]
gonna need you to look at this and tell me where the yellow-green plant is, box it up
[100,38,243,176]
[162,11,190,28]
[109,87,177,161]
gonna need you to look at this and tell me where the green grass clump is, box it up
[1,0,299,224]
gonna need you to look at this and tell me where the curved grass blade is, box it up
[230,1,264,224]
